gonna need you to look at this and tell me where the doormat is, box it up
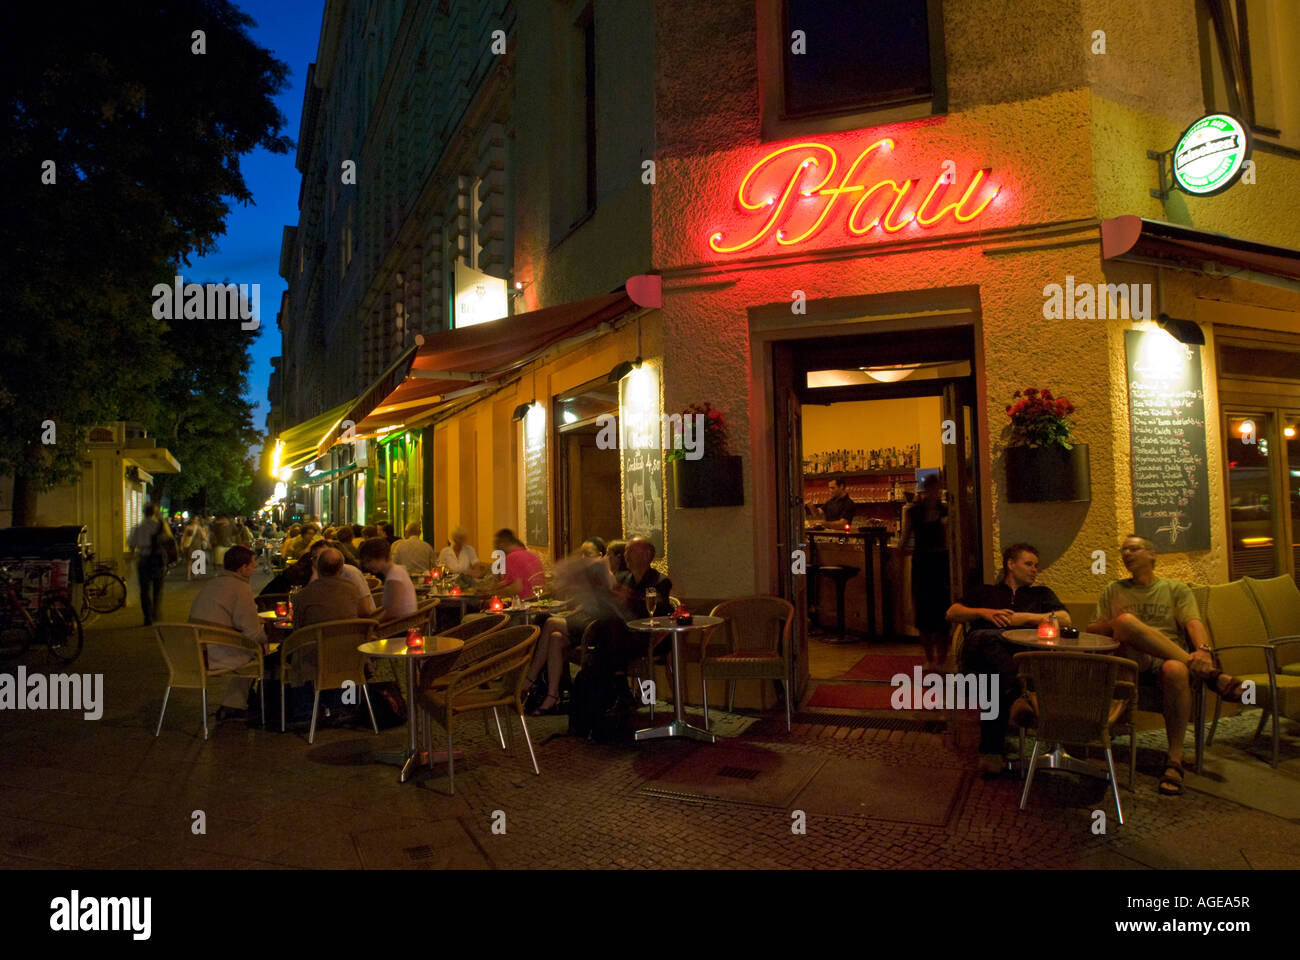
[841,653,925,682]
[351,818,493,870]
[806,682,897,710]
[790,758,967,826]
[638,742,824,808]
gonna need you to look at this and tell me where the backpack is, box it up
[568,665,634,743]
[151,520,179,566]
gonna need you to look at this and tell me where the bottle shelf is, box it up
[803,469,916,480]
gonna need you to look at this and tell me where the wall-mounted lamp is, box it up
[509,278,533,298]
[607,357,642,383]
[1157,312,1205,346]
[512,400,537,422]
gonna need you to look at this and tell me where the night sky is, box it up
[185,0,325,447]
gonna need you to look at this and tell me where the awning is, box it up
[349,290,636,435]
[276,400,354,471]
[1101,216,1300,282]
[123,440,180,475]
[313,346,418,459]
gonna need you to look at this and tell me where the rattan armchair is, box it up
[374,599,439,639]
[1202,580,1300,767]
[701,597,795,732]
[154,623,265,740]
[1243,575,1300,677]
[416,625,541,795]
[1014,651,1139,824]
[279,617,379,743]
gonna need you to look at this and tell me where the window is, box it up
[759,0,946,139]
[551,4,597,240]
[1198,0,1300,149]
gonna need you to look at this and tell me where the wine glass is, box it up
[532,585,545,604]
[644,586,659,626]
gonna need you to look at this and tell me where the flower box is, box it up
[674,455,743,508]
[1005,443,1091,503]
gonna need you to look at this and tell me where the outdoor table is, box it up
[419,591,482,621]
[626,616,725,744]
[357,635,464,783]
[507,601,572,625]
[1001,628,1120,779]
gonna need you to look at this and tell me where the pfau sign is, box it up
[709,138,1000,254]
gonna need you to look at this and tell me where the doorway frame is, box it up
[553,373,621,557]
[749,287,992,615]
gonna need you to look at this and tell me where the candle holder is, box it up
[450,585,462,597]
[489,596,504,612]
[1036,621,1058,639]
[275,602,288,617]
[406,627,424,651]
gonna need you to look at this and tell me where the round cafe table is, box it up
[357,635,463,783]
[626,616,725,744]
[1000,628,1120,780]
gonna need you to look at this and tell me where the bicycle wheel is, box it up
[40,597,84,663]
[84,571,127,614]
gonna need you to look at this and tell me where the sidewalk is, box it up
[2,570,1300,869]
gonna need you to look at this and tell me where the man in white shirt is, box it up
[188,545,265,723]
[392,521,437,576]
[359,537,417,620]
[437,525,479,575]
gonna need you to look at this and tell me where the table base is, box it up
[635,719,716,744]
[1009,743,1111,780]
[375,748,465,782]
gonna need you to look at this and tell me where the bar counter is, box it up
[804,526,892,639]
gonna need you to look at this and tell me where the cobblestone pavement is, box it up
[2,572,1299,870]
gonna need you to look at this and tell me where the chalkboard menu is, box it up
[1124,330,1210,552]
[523,412,548,546]
[619,362,665,556]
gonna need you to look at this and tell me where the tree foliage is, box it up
[0,1,290,521]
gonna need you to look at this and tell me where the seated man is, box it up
[283,523,319,563]
[285,547,373,689]
[392,521,438,576]
[614,537,674,620]
[188,545,266,724]
[948,542,1070,776]
[1087,534,1245,796]
[358,536,417,621]
[305,538,375,616]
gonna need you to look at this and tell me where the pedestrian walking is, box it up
[128,502,175,626]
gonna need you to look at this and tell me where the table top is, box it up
[627,615,725,633]
[357,636,464,659]
[1002,629,1119,652]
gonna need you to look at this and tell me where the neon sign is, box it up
[708,139,999,254]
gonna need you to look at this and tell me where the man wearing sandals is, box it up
[1087,535,1246,796]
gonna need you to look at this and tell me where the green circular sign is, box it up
[1172,114,1250,197]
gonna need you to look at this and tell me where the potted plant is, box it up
[1002,387,1090,502]
[667,402,743,508]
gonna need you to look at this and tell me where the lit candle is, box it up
[275,602,287,617]
[450,585,462,596]
[1037,620,1058,639]
[489,596,504,612]
[406,627,424,651]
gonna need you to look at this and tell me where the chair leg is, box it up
[360,683,378,734]
[702,676,710,731]
[280,680,287,733]
[519,709,540,775]
[202,687,209,741]
[1105,747,1124,826]
[447,728,455,796]
[155,686,171,737]
[493,707,506,750]
[1019,740,1041,810]
[308,689,321,744]
[783,678,792,732]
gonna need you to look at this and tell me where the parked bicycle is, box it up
[79,556,127,617]
[0,564,84,664]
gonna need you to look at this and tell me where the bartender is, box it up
[820,478,857,525]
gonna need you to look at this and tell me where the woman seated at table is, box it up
[437,525,480,577]
[579,536,615,589]
[522,548,626,715]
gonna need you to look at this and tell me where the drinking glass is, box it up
[644,587,659,626]
[532,585,545,604]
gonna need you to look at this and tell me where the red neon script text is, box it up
[708,139,999,254]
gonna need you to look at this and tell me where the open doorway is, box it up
[774,327,983,695]
[555,376,622,555]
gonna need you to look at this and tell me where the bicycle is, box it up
[0,564,84,664]
[79,557,127,617]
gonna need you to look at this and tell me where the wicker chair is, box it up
[700,597,795,732]
[1014,652,1138,824]
[279,617,379,743]
[416,625,541,795]
[1202,580,1300,767]
[374,599,439,639]
[1242,575,1300,676]
[154,623,265,740]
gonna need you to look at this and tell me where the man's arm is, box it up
[1183,618,1212,653]
[946,602,1014,626]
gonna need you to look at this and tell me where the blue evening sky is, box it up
[186,0,325,449]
